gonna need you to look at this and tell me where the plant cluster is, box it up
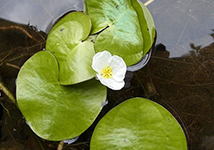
[16,0,187,149]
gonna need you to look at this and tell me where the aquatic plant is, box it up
[14,0,187,149]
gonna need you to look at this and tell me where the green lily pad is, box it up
[46,11,95,85]
[16,51,107,141]
[131,0,156,54]
[85,0,144,66]
[90,98,187,150]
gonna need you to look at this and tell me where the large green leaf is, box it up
[85,0,144,66]
[131,0,156,54]
[90,98,187,150]
[46,11,96,85]
[16,51,107,141]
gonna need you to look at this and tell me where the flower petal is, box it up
[109,55,127,82]
[97,75,125,90]
[92,51,112,73]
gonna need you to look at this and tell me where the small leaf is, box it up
[46,11,95,85]
[90,98,187,150]
[16,51,107,141]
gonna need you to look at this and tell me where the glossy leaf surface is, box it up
[91,97,187,150]
[46,12,95,85]
[85,0,144,66]
[16,51,107,141]
[131,0,156,54]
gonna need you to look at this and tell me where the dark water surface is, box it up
[0,0,214,149]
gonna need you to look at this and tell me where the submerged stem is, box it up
[57,141,64,150]
[0,81,16,104]
[5,63,20,70]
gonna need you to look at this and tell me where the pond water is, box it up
[0,0,214,149]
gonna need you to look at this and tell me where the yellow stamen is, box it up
[100,65,113,79]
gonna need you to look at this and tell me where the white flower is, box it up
[92,51,127,90]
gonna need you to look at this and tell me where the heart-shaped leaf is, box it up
[85,0,144,66]
[46,11,95,85]
[90,98,187,150]
[16,51,107,141]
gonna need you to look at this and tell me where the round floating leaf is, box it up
[16,51,107,141]
[131,0,156,54]
[85,0,144,66]
[91,97,187,150]
[46,11,95,85]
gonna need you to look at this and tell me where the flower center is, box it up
[100,65,113,79]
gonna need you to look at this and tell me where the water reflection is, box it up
[0,0,84,32]
[0,0,214,150]
[146,0,214,58]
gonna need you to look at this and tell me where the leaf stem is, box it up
[0,25,39,42]
[5,63,20,70]
[0,101,10,116]
[57,141,64,150]
[0,81,16,104]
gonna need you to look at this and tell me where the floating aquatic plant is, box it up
[15,1,186,149]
